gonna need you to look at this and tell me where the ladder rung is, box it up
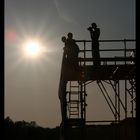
[67,102,79,104]
[70,100,79,103]
[70,86,79,88]
[70,113,79,115]
[69,106,78,108]
[70,106,79,108]
[70,107,79,109]
[69,106,79,108]
[70,91,79,94]
[69,91,85,94]
[70,110,78,112]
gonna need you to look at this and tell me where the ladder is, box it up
[66,80,86,122]
[67,81,80,118]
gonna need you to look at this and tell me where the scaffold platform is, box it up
[58,39,136,140]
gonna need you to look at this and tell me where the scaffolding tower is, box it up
[58,39,136,140]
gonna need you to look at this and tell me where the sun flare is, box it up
[23,39,45,59]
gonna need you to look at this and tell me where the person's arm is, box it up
[89,30,94,39]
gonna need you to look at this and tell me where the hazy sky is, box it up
[5,0,135,128]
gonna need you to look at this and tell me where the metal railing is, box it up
[75,39,136,65]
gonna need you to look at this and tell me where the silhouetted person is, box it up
[60,36,69,121]
[61,36,68,59]
[61,36,71,74]
[87,22,100,66]
[66,32,79,70]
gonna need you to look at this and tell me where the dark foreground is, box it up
[4,117,136,140]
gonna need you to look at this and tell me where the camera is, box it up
[87,26,92,31]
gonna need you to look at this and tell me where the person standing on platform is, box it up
[61,36,68,59]
[66,32,80,70]
[87,22,100,66]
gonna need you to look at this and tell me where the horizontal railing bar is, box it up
[79,49,135,52]
[78,57,135,62]
[86,120,116,122]
[75,39,136,43]
[86,120,118,123]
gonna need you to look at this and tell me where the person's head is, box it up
[91,22,97,29]
[61,36,67,43]
[67,32,73,39]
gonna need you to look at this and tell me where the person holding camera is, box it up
[87,22,100,66]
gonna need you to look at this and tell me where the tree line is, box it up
[4,116,60,140]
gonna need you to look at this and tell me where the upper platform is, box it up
[60,39,136,82]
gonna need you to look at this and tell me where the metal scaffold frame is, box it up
[59,39,136,140]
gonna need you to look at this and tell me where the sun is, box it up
[24,41,40,56]
[23,39,44,59]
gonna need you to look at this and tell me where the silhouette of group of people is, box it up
[61,32,79,70]
[61,22,100,69]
